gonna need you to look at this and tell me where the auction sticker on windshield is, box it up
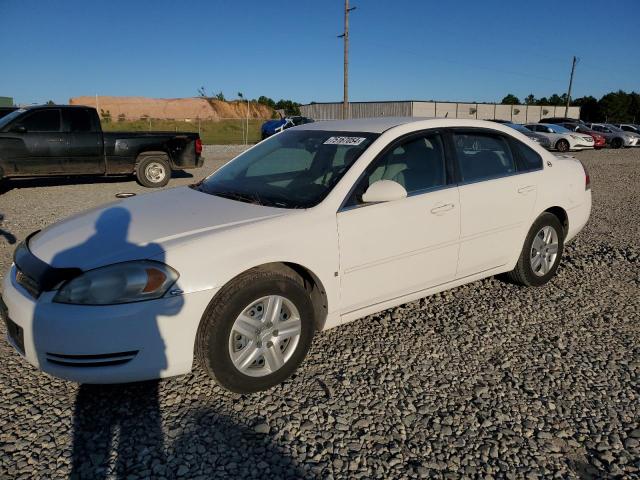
[323,136,367,146]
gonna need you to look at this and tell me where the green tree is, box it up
[215,91,225,101]
[599,90,634,122]
[548,94,564,106]
[257,96,276,109]
[275,99,301,116]
[46,100,55,105]
[572,96,601,122]
[501,94,520,105]
[117,113,126,122]
[524,94,536,105]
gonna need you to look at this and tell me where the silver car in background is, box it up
[524,123,594,152]
[507,123,552,149]
[588,123,639,148]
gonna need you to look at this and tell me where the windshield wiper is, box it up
[211,190,264,205]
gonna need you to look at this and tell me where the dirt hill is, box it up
[69,96,274,121]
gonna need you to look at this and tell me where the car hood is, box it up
[28,187,286,270]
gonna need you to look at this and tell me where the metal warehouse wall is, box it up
[300,102,581,122]
[302,102,412,120]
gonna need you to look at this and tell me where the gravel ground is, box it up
[0,148,638,479]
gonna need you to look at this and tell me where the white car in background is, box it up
[524,123,594,152]
[1,118,592,393]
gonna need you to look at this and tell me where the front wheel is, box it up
[196,267,315,393]
[611,137,624,149]
[556,139,570,152]
[136,155,171,188]
[507,213,564,287]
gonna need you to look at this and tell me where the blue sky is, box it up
[1,0,639,106]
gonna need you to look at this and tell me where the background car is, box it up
[540,117,586,126]
[524,123,594,152]
[261,116,314,139]
[587,123,638,148]
[560,122,607,149]
[506,123,552,149]
[615,124,640,135]
[0,107,18,119]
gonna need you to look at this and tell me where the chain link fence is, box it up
[100,117,265,145]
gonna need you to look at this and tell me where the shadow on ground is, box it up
[70,384,310,480]
[0,171,193,193]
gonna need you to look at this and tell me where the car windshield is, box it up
[548,124,571,133]
[193,129,378,209]
[0,108,26,130]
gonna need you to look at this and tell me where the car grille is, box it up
[45,350,138,367]
[15,269,41,298]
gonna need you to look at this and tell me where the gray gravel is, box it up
[0,147,638,479]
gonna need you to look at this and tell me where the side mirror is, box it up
[11,125,26,134]
[362,180,407,203]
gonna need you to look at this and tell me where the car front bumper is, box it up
[2,264,217,384]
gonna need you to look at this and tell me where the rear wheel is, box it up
[507,213,564,287]
[611,137,624,149]
[135,155,171,188]
[196,267,315,393]
[556,139,570,152]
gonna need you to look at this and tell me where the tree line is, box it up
[197,87,301,116]
[501,90,640,123]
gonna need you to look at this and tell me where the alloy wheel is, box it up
[530,225,559,276]
[228,295,302,377]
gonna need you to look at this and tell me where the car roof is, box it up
[295,116,525,134]
[23,104,89,110]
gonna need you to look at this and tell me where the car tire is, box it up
[611,137,624,149]
[506,212,564,287]
[556,139,570,152]
[135,155,171,188]
[196,266,315,393]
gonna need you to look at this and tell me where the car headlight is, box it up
[529,136,540,143]
[53,261,179,305]
[570,135,582,140]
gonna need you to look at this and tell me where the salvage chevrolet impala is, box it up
[1,118,591,393]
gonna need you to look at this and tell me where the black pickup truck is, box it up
[0,105,203,187]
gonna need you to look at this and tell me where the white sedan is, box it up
[524,123,594,152]
[1,118,592,393]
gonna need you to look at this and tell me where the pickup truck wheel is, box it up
[196,268,315,393]
[507,213,564,287]
[136,156,170,188]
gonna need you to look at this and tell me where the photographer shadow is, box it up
[38,207,181,479]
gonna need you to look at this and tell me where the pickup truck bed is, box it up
[0,105,203,187]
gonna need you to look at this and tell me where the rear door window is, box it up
[512,140,543,172]
[453,132,516,183]
[22,109,61,132]
[64,108,93,132]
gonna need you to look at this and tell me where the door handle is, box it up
[517,185,536,194]
[47,138,64,143]
[430,203,455,215]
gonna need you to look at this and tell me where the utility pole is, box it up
[338,1,356,120]
[565,56,578,117]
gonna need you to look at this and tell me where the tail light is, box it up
[579,160,590,190]
[195,138,202,155]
